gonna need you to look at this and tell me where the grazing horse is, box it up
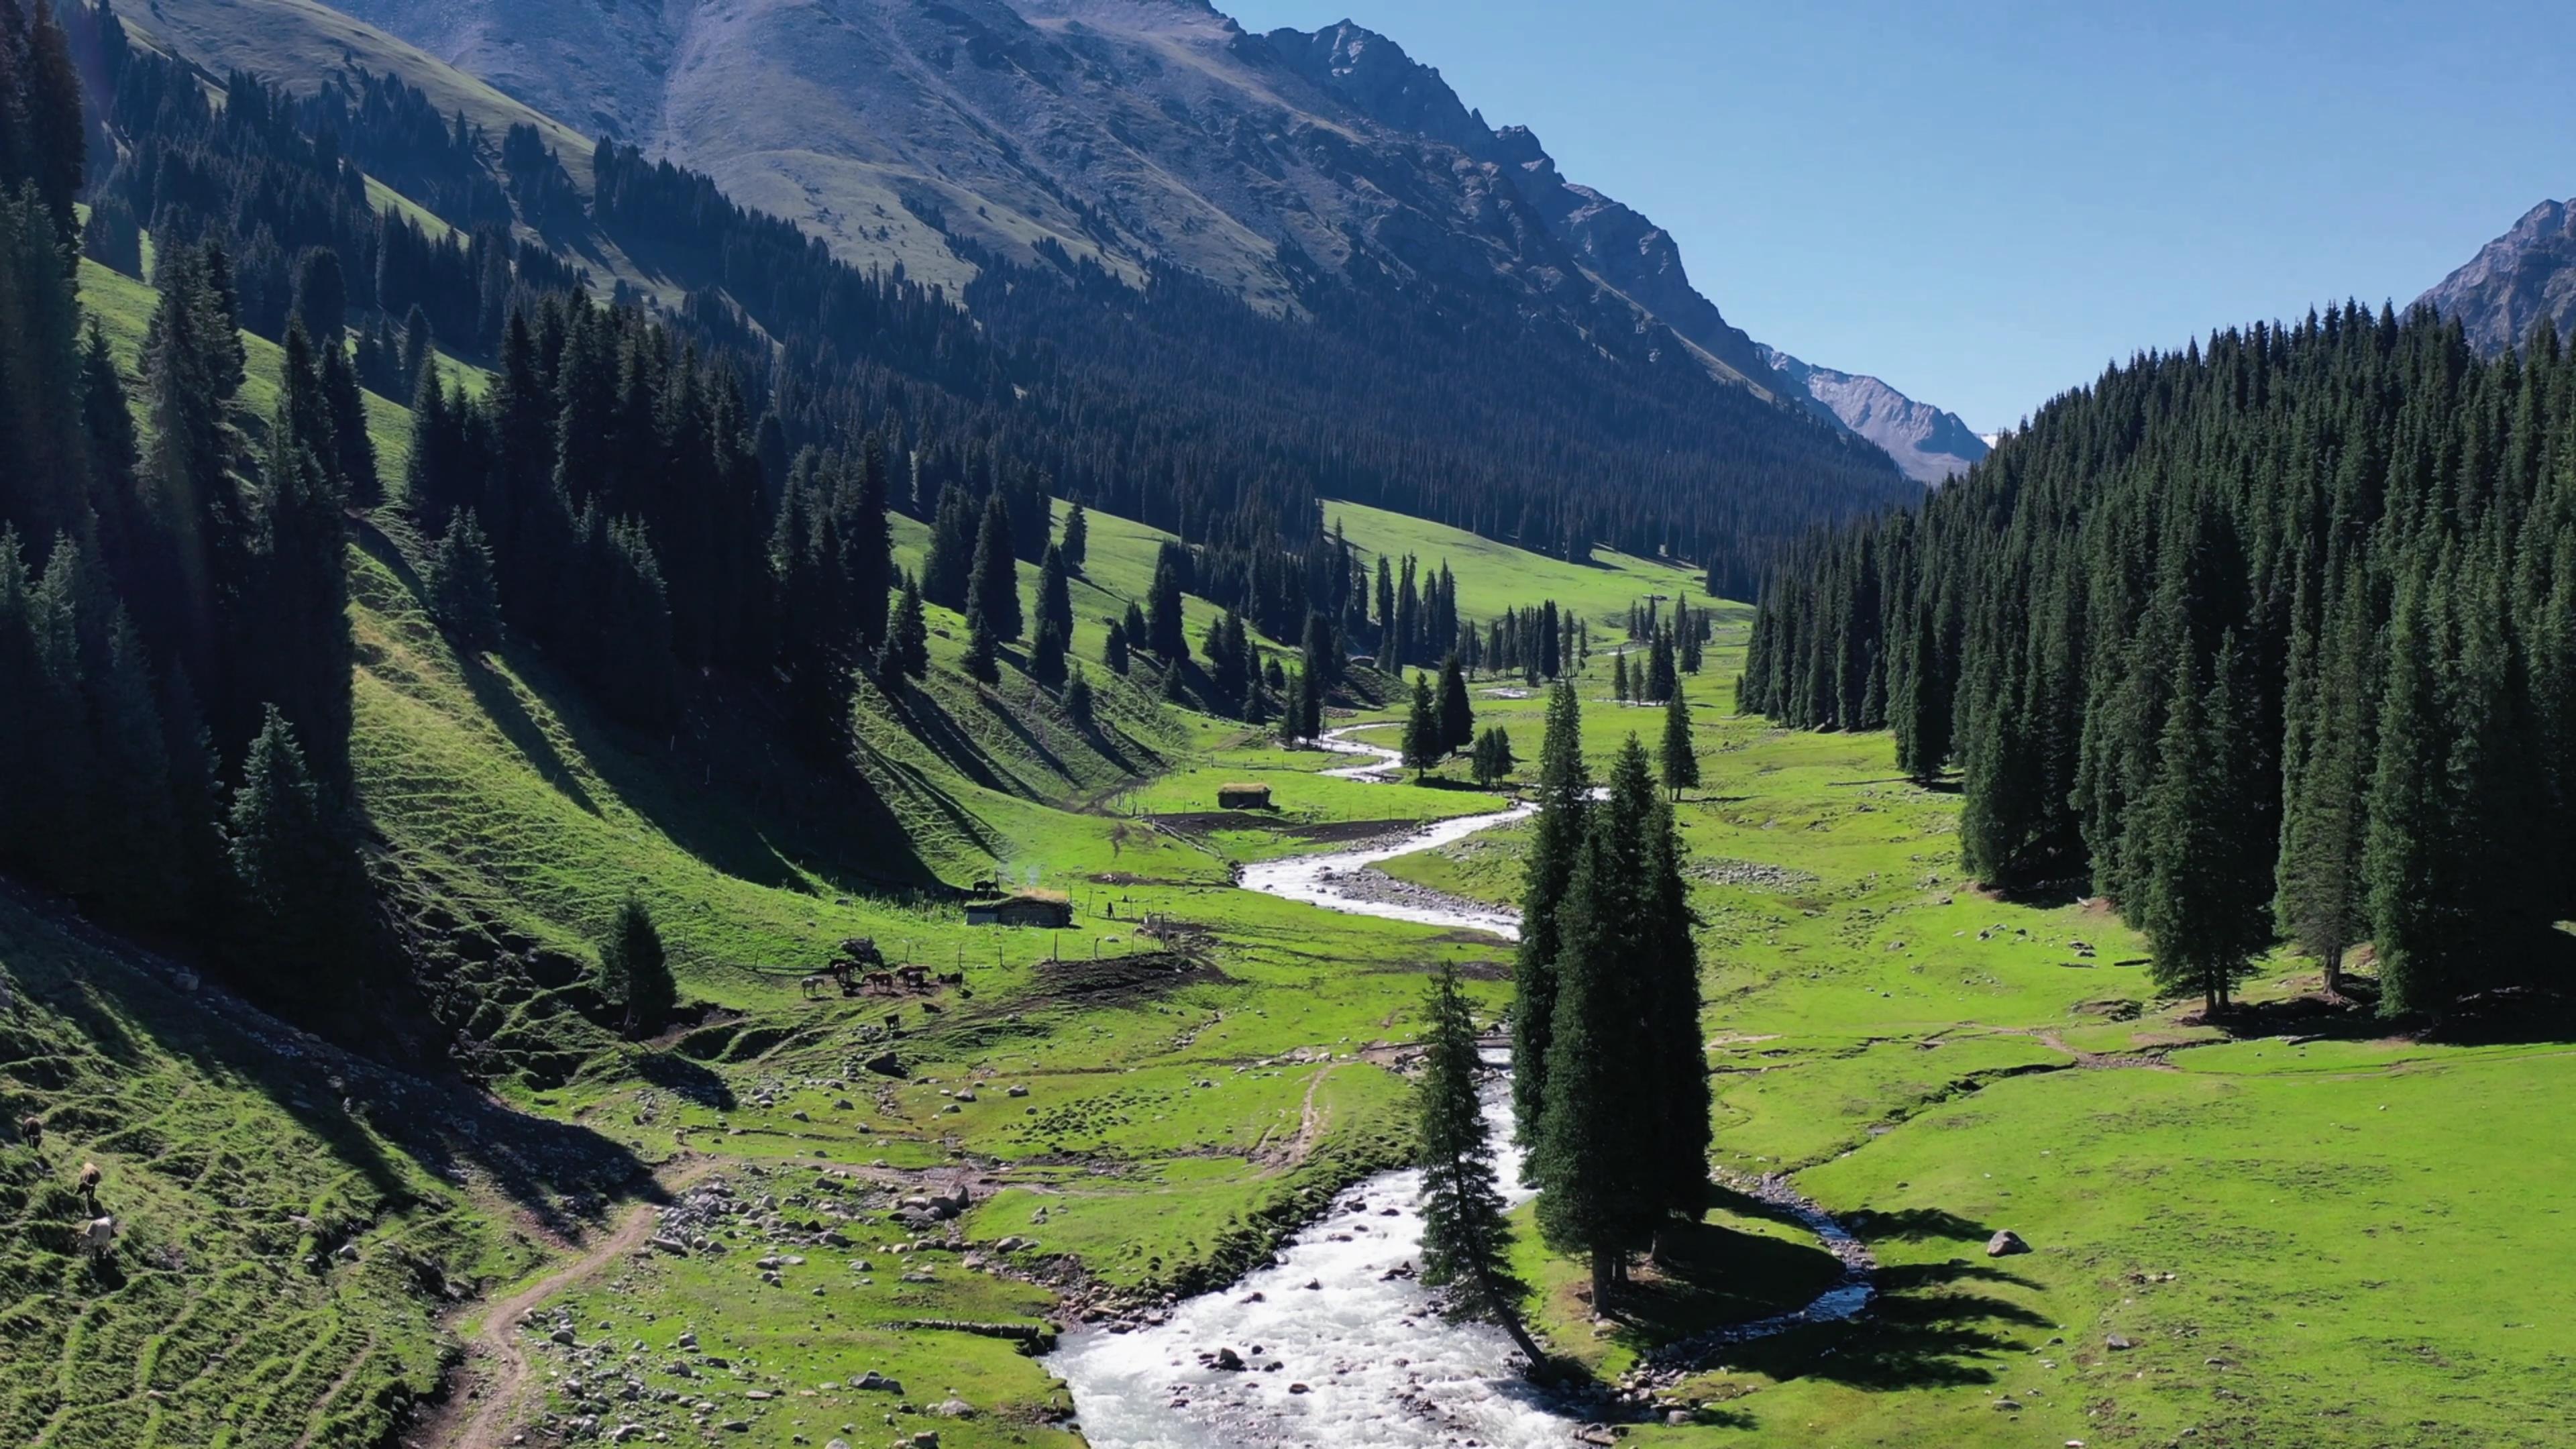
[77,1161,101,1213]
[799,974,831,1000]
[861,970,897,995]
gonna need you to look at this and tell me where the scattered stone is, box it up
[2106,1334,2135,1351]
[1986,1230,2029,1257]
[1287,1383,1311,1395]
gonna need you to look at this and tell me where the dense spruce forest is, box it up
[1741,302,2576,1018]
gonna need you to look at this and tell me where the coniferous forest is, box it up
[1742,304,2576,1018]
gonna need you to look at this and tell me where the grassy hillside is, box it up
[0,881,635,1449]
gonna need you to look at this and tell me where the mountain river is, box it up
[1044,724,1870,1447]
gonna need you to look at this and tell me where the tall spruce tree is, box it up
[1511,681,1587,1142]
[1437,653,1473,754]
[1403,672,1442,779]
[1660,686,1699,799]
[2139,634,2273,1014]
[1415,963,1545,1369]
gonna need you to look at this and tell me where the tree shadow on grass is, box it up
[455,646,602,815]
[630,1049,737,1111]
[1601,1218,1845,1341]
[1720,1258,2052,1391]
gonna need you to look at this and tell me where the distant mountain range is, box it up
[2418,199,2576,357]
[178,0,1971,478]
[1758,347,1988,484]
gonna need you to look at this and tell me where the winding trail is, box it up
[427,1157,714,1449]
[1047,731,1875,1448]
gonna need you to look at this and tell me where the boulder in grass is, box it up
[1986,1230,2029,1257]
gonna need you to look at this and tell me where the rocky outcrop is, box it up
[1760,345,1988,484]
[2416,199,2576,358]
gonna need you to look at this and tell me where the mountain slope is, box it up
[2416,198,2576,357]
[1758,345,1988,484]
[241,0,1793,393]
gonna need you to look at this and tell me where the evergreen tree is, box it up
[1403,672,1442,779]
[1437,653,1473,754]
[921,483,977,611]
[1416,963,1546,1370]
[316,337,380,505]
[1278,669,1307,746]
[1148,541,1188,659]
[1612,651,1631,702]
[1030,616,1069,686]
[1064,662,1095,730]
[1037,543,1074,643]
[2139,635,2272,1014]
[1531,800,1652,1301]
[1511,682,1587,1141]
[2274,566,2373,996]
[290,248,347,343]
[965,492,1022,641]
[425,508,502,646]
[1470,725,1515,788]
[1660,686,1699,799]
[1102,617,1131,674]
[250,372,355,802]
[597,894,676,1038]
[1638,789,1711,1218]
[225,706,364,1004]
[963,610,1001,684]
[1060,499,1088,574]
[888,575,930,678]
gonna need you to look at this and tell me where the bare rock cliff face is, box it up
[2417,200,2576,358]
[1759,347,1987,485]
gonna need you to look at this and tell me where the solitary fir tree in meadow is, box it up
[1470,726,1515,788]
[598,894,675,1039]
[1660,686,1699,799]
[1415,964,1546,1371]
[1102,618,1131,674]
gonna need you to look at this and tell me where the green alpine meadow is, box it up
[0,2,2568,1446]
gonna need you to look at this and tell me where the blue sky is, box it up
[1223,0,2576,431]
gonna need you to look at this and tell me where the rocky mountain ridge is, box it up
[2416,198,2576,358]
[1758,345,1988,484]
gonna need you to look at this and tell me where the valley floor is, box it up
[7,506,2567,1449]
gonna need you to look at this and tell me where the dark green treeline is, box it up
[1742,303,2576,1018]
